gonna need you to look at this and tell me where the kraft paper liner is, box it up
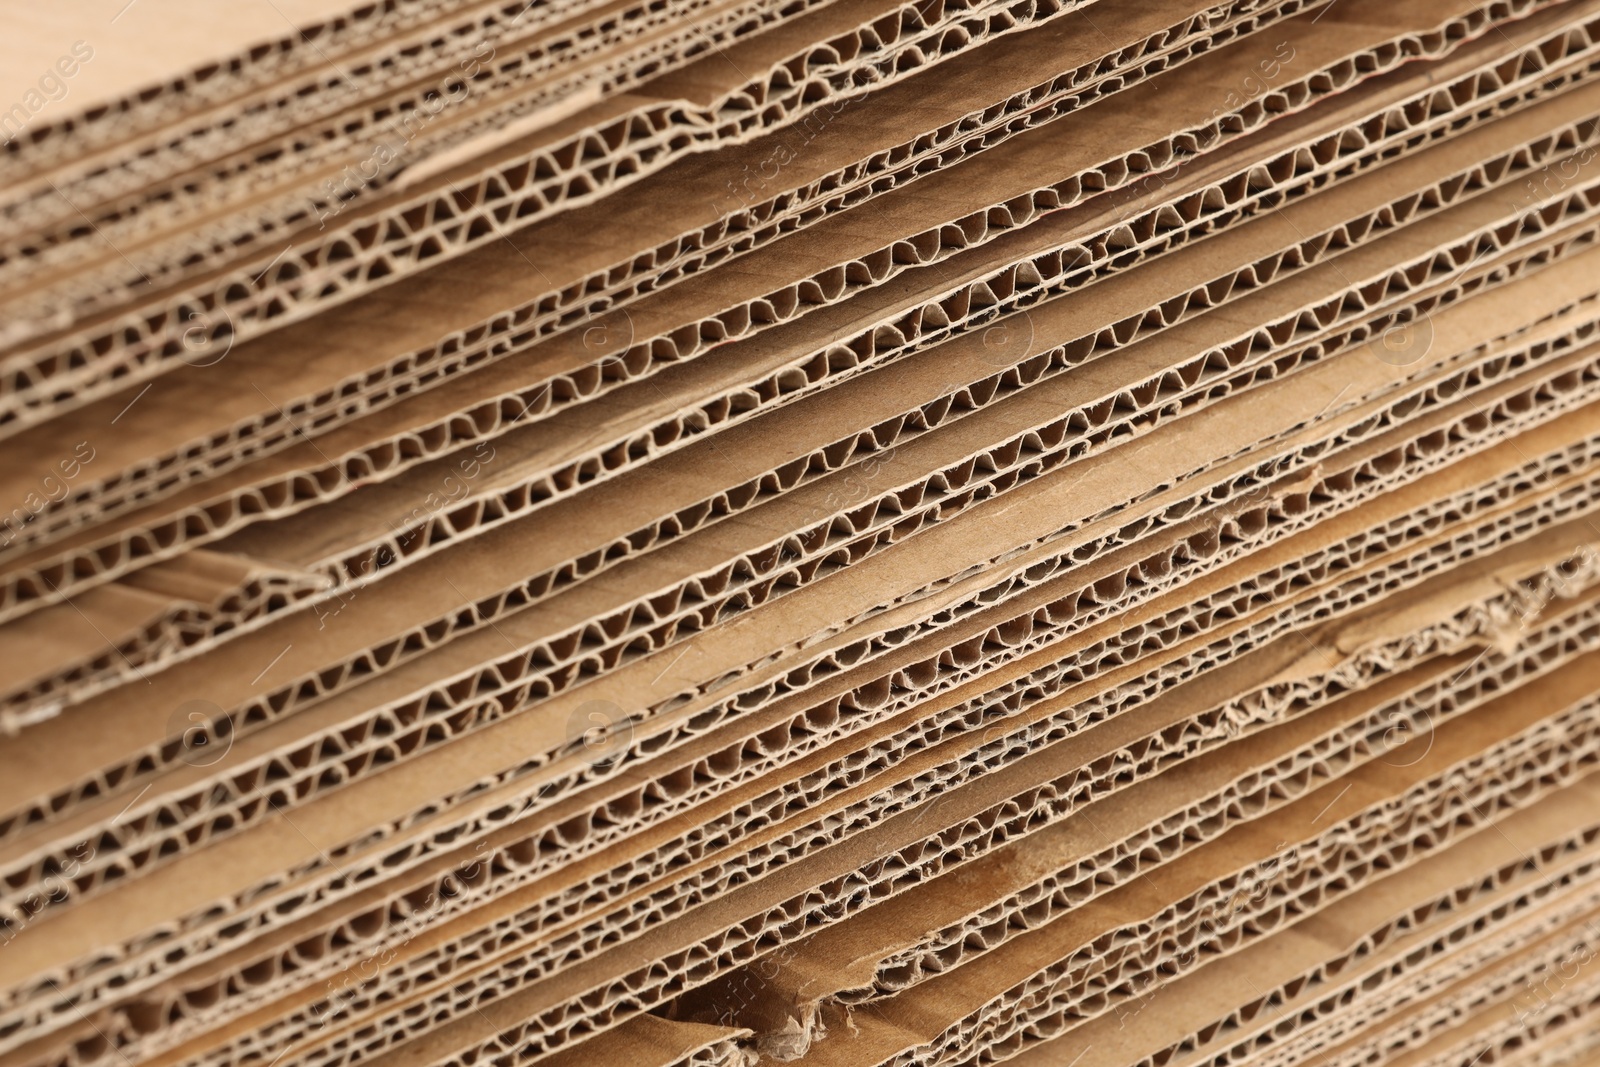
[830,646,1600,1012]
[1023,790,1600,1067]
[6,95,1593,831]
[5,0,1575,556]
[0,0,496,169]
[12,0,1561,563]
[0,0,1539,441]
[0,549,333,733]
[1289,993,1600,1067]
[1491,1028,1600,1067]
[11,281,1600,958]
[134,79,1600,601]
[750,657,1600,1067]
[1501,1028,1600,1067]
[7,394,1599,1055]
[0,0,842,190]
[0,0,1349,366]
[16,258,1585,745]
[32,510,1600,1067]
[0,0,852,337]
[15,93,1587,726]
[0,0,1149,296]
[196,547,1600,1067]
[0,0,1132,410]
[162,668,1600,1067]
[93,572,1600,1067]
[6,81,1593,684]
[0,0,850,247]
[3,0,1587,979]
[15,141,1600,675]
[992,806,1600,1067]
[1242,913,1600,1067]
[18,108,1600,687]
[998,779,1600,1067]
[971,890,1600,1067]
[0,0,1403,550]
[46,508,1600,1062]
[320,654,1600,1067]
[1551,1040,1600,1067]
[46,483,1600,1067]
[675,590,1600,1041]
[5,239,1595,941]
[0,5,1595,1067]
[1303,934,1600,1067]
[1287,902,1600,1067]
[9,139,1600,927]
[532,1015,754,1067]
[15,524,1600,1062]
[18,151,1600,742]
[915,828,1600,1067]
[6,283,1593,908]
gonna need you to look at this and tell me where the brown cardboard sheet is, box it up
[0,0,1548,454]
[315,655,1600,1067]
[4,3,1600,1067]
[30,514,1600,1067]
[1003,781,1600,1067]
[9,0,1589,572]
[6,261,1597,946]
[670,592,1600,1048]
[0,0,1508,552]
[9,110,1599,839]
[754,658,1600,1067]
[6,391,1599,1062]
[0,0,1154,424]
[7,57,1600,744]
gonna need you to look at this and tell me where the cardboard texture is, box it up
[3,3,1600,1067]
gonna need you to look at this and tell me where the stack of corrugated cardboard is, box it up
[3,1,1600,1066]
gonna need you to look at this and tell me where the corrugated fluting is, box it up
[3,2,1600,1066]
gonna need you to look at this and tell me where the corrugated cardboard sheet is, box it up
[2,2,1598,1067]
